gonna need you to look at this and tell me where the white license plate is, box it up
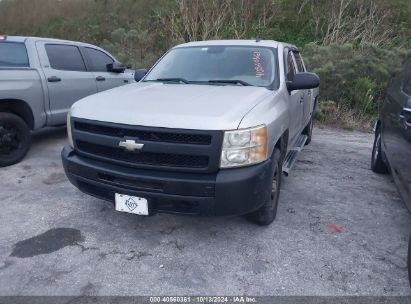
[115,194,149,215]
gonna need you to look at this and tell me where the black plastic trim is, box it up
[62,145,273,216]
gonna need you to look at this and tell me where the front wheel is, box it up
[0,112,31,167]
[371,126,388,174]
[246,148,282,226]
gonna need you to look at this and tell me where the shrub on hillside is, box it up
[303,44,411,123]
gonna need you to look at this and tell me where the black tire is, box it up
[0,112,31,167]
[302,116,313,145]
[371,126,388,174]
[246,148,282,226]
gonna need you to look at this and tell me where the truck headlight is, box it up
[220,125,267,168]
[67,112,74,148]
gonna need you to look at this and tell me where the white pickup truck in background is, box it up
[0,35,136,167]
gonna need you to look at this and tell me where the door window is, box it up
[0,42,29,67]
[286,52,296,81]
[45,44,86,71]
[293,52,305,72]
[84,47,114,72]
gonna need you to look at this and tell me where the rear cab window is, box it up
[45,44,86,71]
[0,42,29,68]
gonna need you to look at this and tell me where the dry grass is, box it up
[314,101,375,132]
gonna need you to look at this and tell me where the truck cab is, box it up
[62,40,320,225]
[0,35,135,166]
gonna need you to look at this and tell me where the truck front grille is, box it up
[74,121,212,145]
[76,141,209,169]
[71,118,223,173]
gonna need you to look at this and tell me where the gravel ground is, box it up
[0,126,410,296]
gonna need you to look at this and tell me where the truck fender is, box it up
[0,99,35,130]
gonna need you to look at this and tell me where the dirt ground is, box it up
[0,127,410,296]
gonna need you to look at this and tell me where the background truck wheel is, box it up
[0,112,31,167]
[371,126,388,174]
[246,148,282,226]
[302,117,313,145]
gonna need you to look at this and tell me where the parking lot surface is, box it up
[0,127,410,296]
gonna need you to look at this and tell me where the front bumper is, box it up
[62,146,273,216]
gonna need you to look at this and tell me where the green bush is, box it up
[349,77,377,115]
[303,44,411,121]
[0,0,410,130]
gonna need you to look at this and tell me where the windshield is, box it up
[144,46,277,88]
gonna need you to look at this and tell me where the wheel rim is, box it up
[0,123,21,155]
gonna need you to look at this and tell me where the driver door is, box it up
[83,46,131,92]
[36,42,98,125]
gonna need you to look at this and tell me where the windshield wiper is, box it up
[207,79,251,86]
[155,78,190,84]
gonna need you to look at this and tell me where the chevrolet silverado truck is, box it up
[62,40,320,225]
[0,35,136,167]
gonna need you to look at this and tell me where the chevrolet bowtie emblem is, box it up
[119,139,144,152]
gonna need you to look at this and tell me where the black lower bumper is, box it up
[61,146,273,216]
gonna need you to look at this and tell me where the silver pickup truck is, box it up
[62,40,320,225]
[0,35,136,167]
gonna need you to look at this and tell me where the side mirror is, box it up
[135,68,147,82]
[287,72,320,91]
[107,62,126,73]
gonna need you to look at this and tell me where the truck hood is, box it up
[71,82,272,130]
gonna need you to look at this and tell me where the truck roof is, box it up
[1,35,97,48]
[174,39,297,50]
[3,36,297,51]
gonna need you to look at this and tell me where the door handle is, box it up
[47,76,61,83]
[300,96,304,103]
[96,76,106,81]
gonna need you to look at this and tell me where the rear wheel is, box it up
[302,117,313,145]
[246,149,282,226]
[0,112,31,167]
[371,126,388,174]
